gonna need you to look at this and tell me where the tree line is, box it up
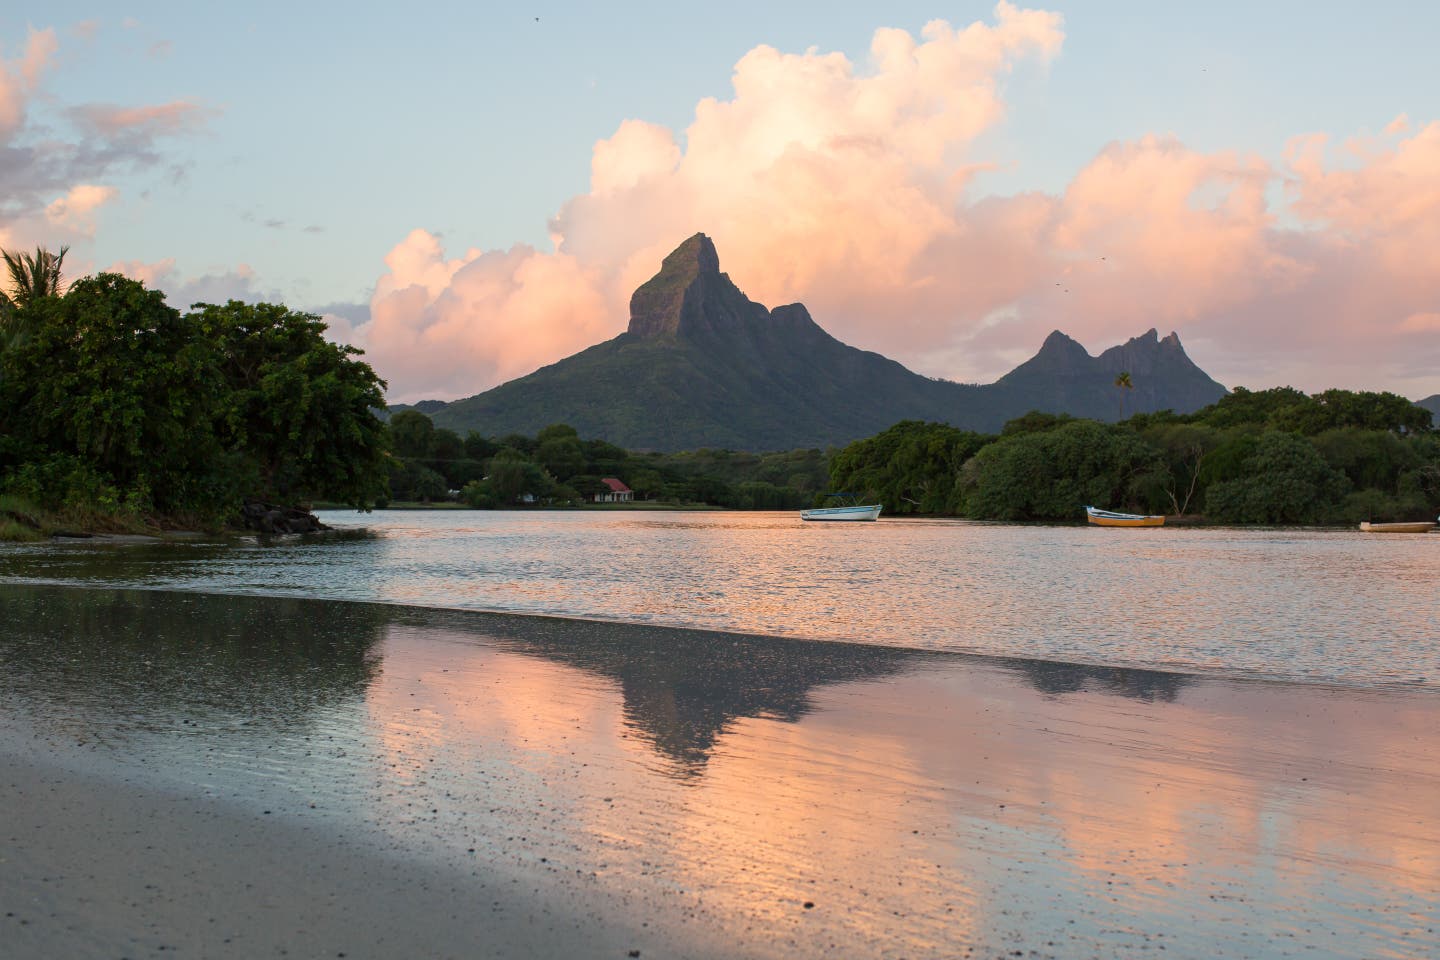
[829,388,1439,523]
[384,410,828,509]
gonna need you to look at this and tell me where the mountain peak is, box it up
[627,234,722,337]
[1010,330,1091,373]
[627,232,764,339]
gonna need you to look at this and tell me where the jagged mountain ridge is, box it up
[427,234,1227,450]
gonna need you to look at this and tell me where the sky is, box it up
[3,1,1439,404]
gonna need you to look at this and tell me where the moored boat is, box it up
[800,503,883,521]
[1085,506,1164,527]
[1358,521,1436,533]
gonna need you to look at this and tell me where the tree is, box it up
[1001,411,1075,436]
[1192,386,1312,430]
[536,433,586,481]
[1,245,69,308]
[463,431,498,461]
[830,421,990,515]
[1,273,225,514]
[486,450,550,503]
[388,410,437,459]
[960,420,1163,520]
[1113,371,1134,421]
[1,246,69,350]
[1203,431,1350,523]
[188,300,389,509]
[1141,423,1223,516]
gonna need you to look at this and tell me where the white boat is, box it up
[800,503,882,521]
[1086,506,1165,527]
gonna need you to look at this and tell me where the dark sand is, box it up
[2,751,686,960]
[2,585,1438,959]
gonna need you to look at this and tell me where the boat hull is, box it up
[1359,521,1435,533]
[800,505,882,521]
[1086,506,1164,527]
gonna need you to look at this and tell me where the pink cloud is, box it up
[0,27,58,142]
[44,183,118,234]
[362,234,614,401]
[347,4,1440,404]
[69,100,211,138]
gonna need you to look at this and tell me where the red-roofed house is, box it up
[595,478,634,503]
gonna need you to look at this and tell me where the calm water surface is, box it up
[0,509,1436,687]
[3,587,1437,959]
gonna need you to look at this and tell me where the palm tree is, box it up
[1,245,69,308]
[1,245,68,353]
[1114,371,1134,421]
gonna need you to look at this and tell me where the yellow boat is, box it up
[1358,521,1435,533]
[1086,506,1165,527]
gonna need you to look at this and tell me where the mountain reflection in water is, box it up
[0,585,1195,774]
[3,584,1435,960]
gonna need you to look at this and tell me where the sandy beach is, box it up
[2,585,1438,959]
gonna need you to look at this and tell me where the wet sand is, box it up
[2,751,689,960]
[2,585,1438,959]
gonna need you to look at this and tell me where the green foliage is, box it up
[463,431,498,461]
[725,481,799,510]
[960,420,1163,520]
[1203,431,1351,523]
[459,479,499,509]
[1001,411,1076,436]
[190,300,389,509]
[388,410,436,459]
[1139,422,1224,515]
[1193,386,1314,430]
[829,421,989,514]
[485,452,551,503]
[536,433,586,480]
[1190,386,1433,435]
[387,459,448,502]
[1311,428,1419,492]
[0,268,390,528]
[1,274,223,515]
[536,423,579,443]
[379,377,1438,524]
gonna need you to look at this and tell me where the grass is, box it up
[0,518,45,541]
[0,492,227,542]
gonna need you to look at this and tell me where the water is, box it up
[3,587,1437,959]
[1,509,1436,687]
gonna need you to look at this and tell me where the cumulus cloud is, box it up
[353,2,1066,401]
[362,230,615,399]
[344,2,1438,402]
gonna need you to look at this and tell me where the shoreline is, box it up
[2,577,1435,695]
[2,585,1438,959]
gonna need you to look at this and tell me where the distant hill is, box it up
[1417,395,1440,420]
[423,234,1227,450]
